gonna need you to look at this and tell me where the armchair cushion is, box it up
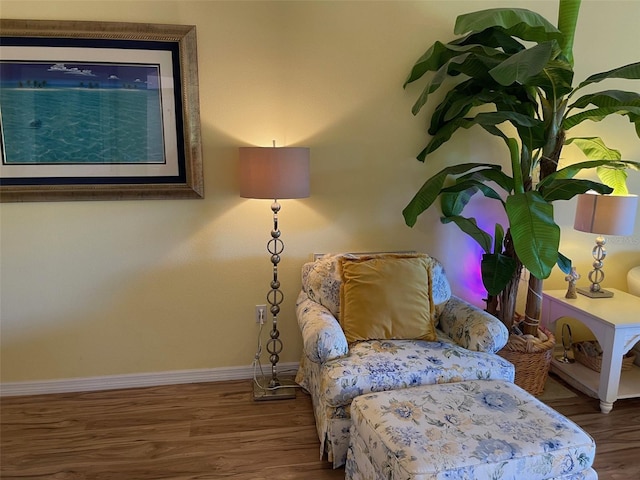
[315,337,515,408]
[339,254,437,343]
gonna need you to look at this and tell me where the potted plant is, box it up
[401,0,639,393]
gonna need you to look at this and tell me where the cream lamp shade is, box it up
[573,193,638,235]
[239,147,310,200]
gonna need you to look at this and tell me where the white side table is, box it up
[541,289,640,413]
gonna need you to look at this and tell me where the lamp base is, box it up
[252,376,297,401]
[577,287,614,299]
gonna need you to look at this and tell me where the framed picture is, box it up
[0,19,204,202]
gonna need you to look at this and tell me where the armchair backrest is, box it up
[301,253,452,322]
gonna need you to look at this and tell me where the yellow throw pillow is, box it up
[339,254,436,343]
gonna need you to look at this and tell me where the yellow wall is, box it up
[2,0,639,383]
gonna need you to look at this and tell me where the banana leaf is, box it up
[403,164,502,226]
[441,215,493,253]
[505,192,560,279]
[538,178,612,202]
[489,41,557,86]
[481,252,518,296]
[565,137,621,160]
[454,8,562,43]
[577,62,640,90]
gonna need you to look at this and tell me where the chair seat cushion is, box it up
[347,380,596,480]
[318,337,515,408]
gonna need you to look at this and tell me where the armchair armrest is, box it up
[296,290,348,364]
[438,295,509,353]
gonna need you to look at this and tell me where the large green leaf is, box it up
[520,59,574,97]
[538,178,612,202]
[564,137,633,195]
[474,111,542,128]
[403,164,502,227]
[441,189,478,217]
[577,62,640,90]
[505,191,560,279]
[405,41,461,86]
[429,80,532,133]
[441,215,493,253]
[411,51,508,115]
[476,111,547,152]
[514,119,547,153]
[441,179,504,205]
[563,106,640,130]
[563,91,640,136]
[597,167,629,195]
[421,109,544,161]
[438,164,515,216]
[569,90,640,110]
[459,167,514,193]
[418,117,476,160]
[412,53,471,115]
[565,137,621,160]
[411,47,534,115]
[429,80,480,133]
[489,41,557,86]
[450,26,526,54]
[440,90,485,124]
[481,252,518,296]
[454,8,562,43]
[479,124,511,148]
[405,41,505,87]
[538,159,640,188]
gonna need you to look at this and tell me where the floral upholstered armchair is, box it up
[294,253,515,467]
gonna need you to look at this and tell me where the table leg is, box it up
[597,334,623,414]
[599,400,614,414]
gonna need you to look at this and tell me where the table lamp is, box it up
[573,193,638,298]
[239,145,310,400]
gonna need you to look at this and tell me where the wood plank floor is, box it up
[1,375,639,479]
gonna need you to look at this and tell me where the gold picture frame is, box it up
[0,19,204,202]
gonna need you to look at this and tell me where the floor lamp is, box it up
[239,145,310,400]
[573,193,638,298]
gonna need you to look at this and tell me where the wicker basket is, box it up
[573,340,636,373]
[497,327,556,397]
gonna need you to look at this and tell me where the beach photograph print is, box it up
[1,60,165,165]
[0,43,180,182]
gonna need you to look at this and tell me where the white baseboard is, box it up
[0,362,299,397]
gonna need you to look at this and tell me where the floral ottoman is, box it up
[345,380,597,480]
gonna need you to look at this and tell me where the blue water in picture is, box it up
[0,62,165,165]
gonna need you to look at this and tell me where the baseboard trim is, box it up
[0,362,299,397]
